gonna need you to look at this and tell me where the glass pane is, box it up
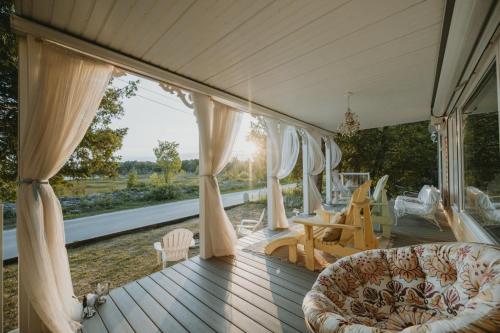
[462,64,500,242]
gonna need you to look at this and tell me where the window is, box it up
[462,64,500,242]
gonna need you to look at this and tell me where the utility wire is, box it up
[115,77,193,116]
[134,93,194,116]
[116,77,182,102]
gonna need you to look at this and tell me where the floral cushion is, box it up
[303,243,500,333]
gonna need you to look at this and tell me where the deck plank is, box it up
[228,255,314,289]
[138,276,216,332]
[241,234,266,242]
[243,250,318,278]
[109,287,161,333]
[163,268,277,333]
[97,294,135,333]
[237,238,253,246]
[123,282,188,333]
[190,256,305,304]
[150,272,244,333]
[237,251,317,282]
[217,257,310,294]
[184,260,304,316]
[82,312,108,333]
[174,262,305,332]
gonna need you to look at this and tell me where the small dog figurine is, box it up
[83,282,110,319]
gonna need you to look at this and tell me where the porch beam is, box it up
[10,15,334,137]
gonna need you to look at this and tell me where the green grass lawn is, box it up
[58,173,192,196]
[2,202,267,332]
[59,173,264,196]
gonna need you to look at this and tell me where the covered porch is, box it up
[6,0,499,332]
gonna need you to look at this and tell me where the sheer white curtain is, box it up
[193,93,242,258]
[265,118,299,229]
[17,36,113,332]
[304,130,325,211]
[329,137,342,169]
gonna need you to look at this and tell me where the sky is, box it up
[110,73,257,161]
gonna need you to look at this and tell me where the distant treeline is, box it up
[118,159,199,175]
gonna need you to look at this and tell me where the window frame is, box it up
[454,39,500,244]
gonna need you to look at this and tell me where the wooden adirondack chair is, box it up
[311,180,378,257]
[370,175,393,238]
[265,180,378,266]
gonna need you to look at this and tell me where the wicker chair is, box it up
[303,243,500,333]
[394,185,442,231]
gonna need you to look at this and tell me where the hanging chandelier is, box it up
[338,92,360,137]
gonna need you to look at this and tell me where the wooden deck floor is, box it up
[82,228,317,333]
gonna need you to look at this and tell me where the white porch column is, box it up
[266,136,275,229]
[301,130,311,214]
[324,137,332,205]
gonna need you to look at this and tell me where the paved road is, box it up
[3,185,295,261]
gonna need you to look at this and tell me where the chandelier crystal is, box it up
[338,92,360,137]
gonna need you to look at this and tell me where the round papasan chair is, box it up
[303,243,500,333]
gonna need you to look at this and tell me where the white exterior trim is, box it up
[433,0,500,117]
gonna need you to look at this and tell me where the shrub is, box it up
[149,172,162,186]
[238,171,249,180]
[180,185,198,196]
[283,186,303,210]
[127,170,139,188]
[146,184,181,201]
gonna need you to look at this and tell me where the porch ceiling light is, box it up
[338,92,360,137]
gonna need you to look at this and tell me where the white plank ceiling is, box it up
[16,0,445,130]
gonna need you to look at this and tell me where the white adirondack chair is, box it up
[370,175,393,238]
[332,170,351,204]
[236,209,265,237]
[153,228,194,268]
[394,185,442,231]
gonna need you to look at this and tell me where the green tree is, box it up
[335,121,437,196]
[153,140,182,184]
[181,159,199,173]
[119,160,161,175]
[0,1,138,201]
[59,78,138,181]
[127,170,139,188]
[0,1,18,201]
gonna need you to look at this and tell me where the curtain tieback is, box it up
[200,174,216,178]
[17,178,49,201]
